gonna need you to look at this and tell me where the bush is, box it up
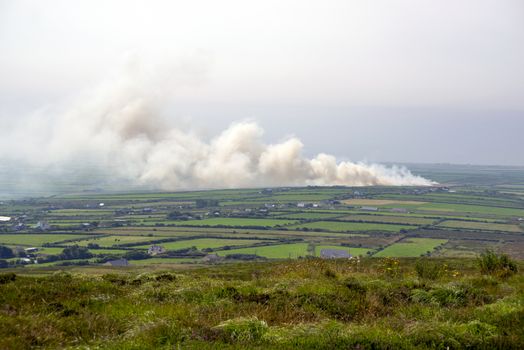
[0,272,16,284]
[415,259,443,280]
[215,317,268,343]
[478,250,518,278]
[0,245,14,259]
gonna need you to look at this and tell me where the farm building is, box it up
[202,253,221,263]
[148,245,166,256]
[104,259,129,267]
[360,206,378,212]
[320,249,352,259]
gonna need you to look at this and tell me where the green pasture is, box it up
[276,212,344,220]
[289,221,414,232]
[339,214,436,226]
[374,238,448,257]
[437,220,523,232]
[218,243,310,259]
[314,245,373,257]
[135,238,266,251]
[74,235,159,248]
[170,217,298,227]
[0,234,95,246]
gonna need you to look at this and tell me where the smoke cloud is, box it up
[0,61,435,191]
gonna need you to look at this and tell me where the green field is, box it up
[289,221,414,232]
[217,243,310,259]
[135,238,266,251]
[374,238,448,257]
[437,220,523,232]
[170,218,298,227]
[339,214,436,226]
[276,212,344,220]
[0,234,94,246]
[75,235,159,247]
[314,245,373,257]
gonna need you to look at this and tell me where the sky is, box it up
[1,0,523,166]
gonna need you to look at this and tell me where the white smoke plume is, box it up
[1,59,435,190]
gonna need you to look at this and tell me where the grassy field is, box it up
[171,218,299,227]
[217,243,311,259]
[289,221,414,232]
[276,212,344,220]
[374,238,448,257]
[437,220,523,232]
[0,234,94,246]
[342,199,427,206]
[339,214,436,226]
[74,235,160,247]
[135,238,267,251]
[314,245,373,257]
[0,257,521,349]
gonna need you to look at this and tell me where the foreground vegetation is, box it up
[0,255,522,349]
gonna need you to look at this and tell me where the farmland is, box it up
[0,164,523,348]
[373,238,448,257]
[0,164,523,269]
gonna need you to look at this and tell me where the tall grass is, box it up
[0,257,522,349]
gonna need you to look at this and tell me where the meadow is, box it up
[0,256,522,349]
[374,238,448,258]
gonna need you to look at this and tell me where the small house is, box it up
[148,245,166,256]
[104,259,129,267]
[202,253,221,263]
[360,206,378,212]
[320,249,352,259]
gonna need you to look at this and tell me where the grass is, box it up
[276,212,344,220]
[0,234,95,246]
[135,238,267,251]
[171,218,299,228]
[342,199,427,206]
[217,243,311,259]
[314,245,373,257]
[0,257,522,349]
[289,221,414,233]
[74,235,160,247]
[339,214,436,226]
[437,220,523,232]
[374,238,448,257]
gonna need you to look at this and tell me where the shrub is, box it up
[0,272,16,284]
[415,259,443,280]
[215,317,268,343]
[478,250,518,278]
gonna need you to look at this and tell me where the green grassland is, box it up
[170,218,299,227]
[74,235,160,247]
[217,243,311,259]
[0,234,94,246]
[339,214,436,226]
[314,245,373,257]
[276,212,344,220]
[135,238,267,251]
[437,220,523,232]
[374,238,448,257]
[0,257,522,349]
[289,221,414,232]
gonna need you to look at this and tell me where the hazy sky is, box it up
[1,0,523,166]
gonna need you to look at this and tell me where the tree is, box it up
[0,246,14,259]
[60,245,92,260]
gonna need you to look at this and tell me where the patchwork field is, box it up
[289,221,414,232]
[374,238,448,257]
[135,238,267,251]
[170,218,299,227]
[437,220,523,232]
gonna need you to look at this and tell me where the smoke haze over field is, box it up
[0,65,434,190]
